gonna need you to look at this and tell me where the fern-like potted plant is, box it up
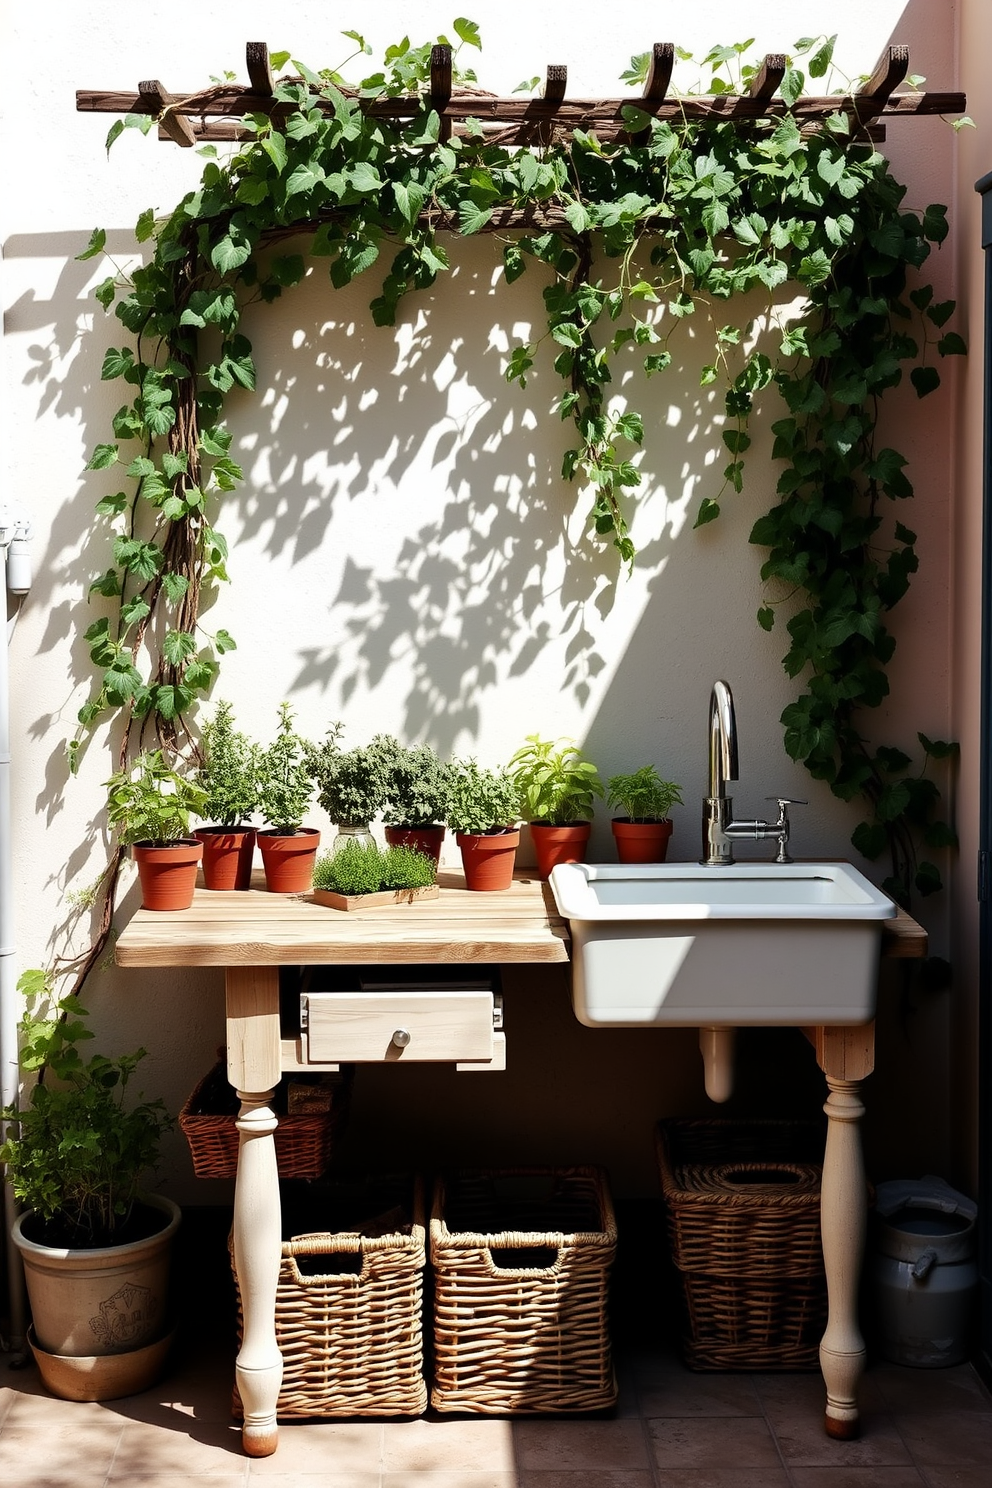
[256,702,319,892]
[311,839,438,911]
[383,743,452,865]
[304,730,398,854]
[194,700,260,890]
[1,970,179,1400]
[105,749,207,910]
[508,735,603,879]
[447,759,521,891]
[606,765,684,863]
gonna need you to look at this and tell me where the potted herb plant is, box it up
[383,743,452,865]
[194,700,260,890]
[606,765,684,863]
[304,730,398,854]
[1,969,179,1400]
[105,749,207,910]
[508,735,603,879]
[256,702,319,891]
[447,759,521,891]
[311,839,438,911]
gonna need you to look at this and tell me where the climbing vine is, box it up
[72,23,963,943]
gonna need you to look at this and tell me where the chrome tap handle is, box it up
[764,797,807,862]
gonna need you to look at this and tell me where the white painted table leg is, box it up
[233,1091,283,1457]
[226,967,283,1457]
[819,1073,867,1440]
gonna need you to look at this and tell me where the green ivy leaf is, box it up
[694,498,721,528]
[911,366,941,398]
[76,227,107,261]
[215,629,237,654]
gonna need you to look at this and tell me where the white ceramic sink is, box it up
[548,861,897,1027]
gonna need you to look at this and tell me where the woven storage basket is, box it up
[657,1119,828,1371]
[431,1166,617,1414]
[180,1057,350,1179]
[232,1174,427,1418]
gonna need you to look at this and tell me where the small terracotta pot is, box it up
[385,824,446,865]
[257,828,320,892]
[611,818,673,864]
[194,826,256,890]
[132,840,202,911]
[529,822,591,880]
[456,829,520,891]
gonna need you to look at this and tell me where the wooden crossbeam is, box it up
[138,79,196,147]
[749,54,787,101]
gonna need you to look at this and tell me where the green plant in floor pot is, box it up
[1,970,179,1400]
[256,702,319,891]
[105,749,207,910]
[508,735,604,879]
[383,743,453,864]
[606,766,684,863]
[194,700,261,890]
[447,760,521,891]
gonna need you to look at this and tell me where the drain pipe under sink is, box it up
[699,1026,736,1102]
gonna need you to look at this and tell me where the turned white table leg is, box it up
[226,967,283,1458]
[819,1071,868,1439]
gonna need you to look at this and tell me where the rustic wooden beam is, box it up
[137,79,196,147]
[543,65,567,104]
[245,42,273,97]
[749,54,787,101]
[431,43,452,142]
[857,44,911,112]
[643,42,675,102]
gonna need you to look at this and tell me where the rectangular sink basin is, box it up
[548,861,897,1027]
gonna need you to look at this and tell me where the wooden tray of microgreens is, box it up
[310,840,439,912]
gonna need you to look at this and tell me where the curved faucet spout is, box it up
[708,680,739,799]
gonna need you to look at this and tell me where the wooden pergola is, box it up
[77,41,965,151]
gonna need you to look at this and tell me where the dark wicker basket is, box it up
[657,1119,828,1371]
[180,1057,350,1179]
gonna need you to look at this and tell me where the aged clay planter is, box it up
[529,822,591,880]
[611,818,673,864]
[257,827,320,892]
[132,840,202,910]
[12,1195,181,1399]
[456,828,520,891]
[194,826,256,890]
[384,824,446,865]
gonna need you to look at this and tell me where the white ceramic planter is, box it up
[12,1194,181,1358]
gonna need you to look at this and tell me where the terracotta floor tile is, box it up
[516,1473,656,1488]
[920,1469,992,1487]
[382,1474,521,1488]
[252,1477,378,1488]
[245,1420,383,1476]
[871,1362,992,1415]
[647,1416,781,1470]
[772,1412,913,1468]
[892,1408,992,1467]
[382,1416,515,1473]
[754,1370,888,1428]
[638,1369,761,1418]
[789,1468,928,1487]
[652,1473,791,1488]
[0,1422,125,1484]
[111,1417,247,1476]
[510,1417,650,1471]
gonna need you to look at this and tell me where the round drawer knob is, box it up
[391,1028,412,1049]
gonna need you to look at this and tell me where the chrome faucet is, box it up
[701,680,805,865]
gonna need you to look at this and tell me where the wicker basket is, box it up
[430,1166,617,1414]
[657,1118,828,1371]
[231,1174,427,1418]
[180,1057,350,1179]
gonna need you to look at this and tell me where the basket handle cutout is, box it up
[489,1244,561,1272]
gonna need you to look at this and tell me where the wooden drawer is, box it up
[302,989,495,1063]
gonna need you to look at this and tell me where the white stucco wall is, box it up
[0,1,966,1201]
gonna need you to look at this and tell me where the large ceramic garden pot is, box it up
[456,828,520,891]
[194,826,256,890]
[385,824,446,866]
[132,840,202,910]
[529,822,591,880]
[13,1195,181,1401]
[611,818,673,864]
[257,827,320,892]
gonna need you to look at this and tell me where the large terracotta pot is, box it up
[385,824,446,865]
[194,825,256,890]
[12,1195,181,1368]
[257,827,320,892]
[611,818,673,864]
[456,829,520,891]
[529,822,591,880]
[132,840,202,911]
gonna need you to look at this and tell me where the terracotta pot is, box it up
[611,818,673,864]
[529,821,591,880]
[132,840,202,911]
[456,828,520,891]
[194,826,256,890]
[385,824,446,865]
[257,827,320,892]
